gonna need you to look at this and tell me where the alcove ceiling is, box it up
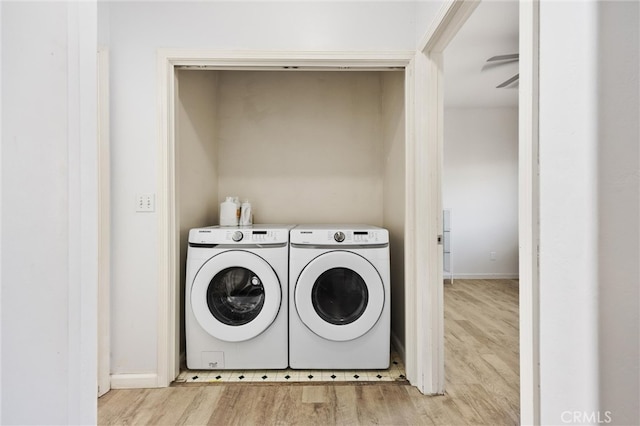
[444,0,519,108]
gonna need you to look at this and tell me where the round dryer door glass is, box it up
[191,251,281,342]
[295,251,384,342]
[207,267,265,326]
[312,268,368,325]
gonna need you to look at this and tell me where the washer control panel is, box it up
[225,229,280,243]
[189,226,293,245]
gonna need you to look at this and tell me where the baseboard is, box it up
[452,273,520,280]
[390,330,406,365]
[110,373,160,389]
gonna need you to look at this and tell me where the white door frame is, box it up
[405,0,482,395]
[516,1,541,423]
[414,0,541,422]
[156,50,416,387]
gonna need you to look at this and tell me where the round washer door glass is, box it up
[207,267,265,326]
[191,251,281,342]
[295,251,384,342]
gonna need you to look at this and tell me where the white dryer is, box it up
[289,225,390,369]
[185,225,293,370]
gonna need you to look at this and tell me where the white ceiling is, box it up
[444,0,519,108]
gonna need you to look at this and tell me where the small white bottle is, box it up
[240,200,252,226]
[233,196,241,224]
[220,197,238,226]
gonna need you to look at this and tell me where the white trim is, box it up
[411,0,480,396]
[404,51,445,395]
[97,47,111,398]
[403,58,419,389]
[451,273,520,280]
[158,49,414,69]
[519,1,541,424]
[427,49,445,395]
[157,50,414,388]
[157,52,179,388]
[0,1,3,419]
[110,374,159,390]
[418,0,481,53]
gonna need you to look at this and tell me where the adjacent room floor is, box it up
[98,279,520,425]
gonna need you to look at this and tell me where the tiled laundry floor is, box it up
[175,351,406,384]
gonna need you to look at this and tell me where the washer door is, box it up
[191,251,281,342]
[295,251,384,342]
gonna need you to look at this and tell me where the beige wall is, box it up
[381,72,406,353]
[176,69,407,352]
[176,70,220,348]
[177,69,220,259]
[216,71,385,225]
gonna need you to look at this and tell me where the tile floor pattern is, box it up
[175,351,406,384]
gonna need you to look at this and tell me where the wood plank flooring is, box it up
[98,279,519,425]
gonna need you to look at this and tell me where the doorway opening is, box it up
[154,51,423,389]
[440,2,520,416]
[174,68,407,383]
[415,0,539,421]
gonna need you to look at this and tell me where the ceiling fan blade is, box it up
[497,73,519,88]
[487,53,519,62]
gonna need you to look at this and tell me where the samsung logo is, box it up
[300,231,313,234]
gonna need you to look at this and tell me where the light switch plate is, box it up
[136,193,155,212]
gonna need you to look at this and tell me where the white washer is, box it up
[289,224,390,369]
[185,225,294,370]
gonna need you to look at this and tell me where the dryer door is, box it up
[295,250,384,342]
[191,250,281,342]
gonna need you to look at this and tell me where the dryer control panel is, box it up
[291,225,389,246]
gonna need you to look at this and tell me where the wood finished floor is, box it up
[98,279,519,425]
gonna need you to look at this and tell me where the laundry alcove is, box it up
[174,68,408,372]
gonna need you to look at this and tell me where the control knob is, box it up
[334,231,346,243]
[232,231,243,242]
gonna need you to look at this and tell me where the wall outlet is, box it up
[136,193,155,212]
[490,251,497,261]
